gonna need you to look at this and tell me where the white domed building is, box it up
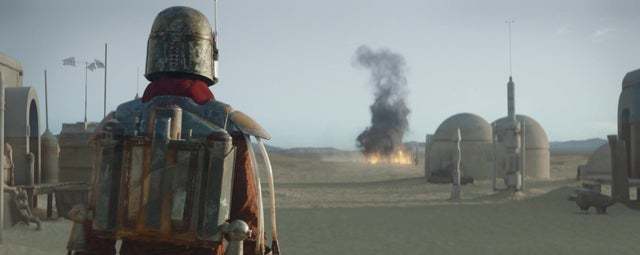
[493,115,550,179]
[427,113,494,180]
[424,76,551,183]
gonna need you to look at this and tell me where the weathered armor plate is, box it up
[90,96,265,247]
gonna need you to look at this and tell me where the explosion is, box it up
[353,45,411,165]
[365,147,413,165]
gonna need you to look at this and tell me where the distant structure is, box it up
[424,21,549,184]
[608,68,640,202]
[424,79,550,183]
[577,143,610,180]
[0,53,42,186]
[58,122,98,182]
[41,70,59,184]
[493,115,550,179]
[427,113,494,181]
[0,52,47,229]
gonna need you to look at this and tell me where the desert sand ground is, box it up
[2,152,640,254]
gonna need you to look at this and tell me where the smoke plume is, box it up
[354,45,410,157]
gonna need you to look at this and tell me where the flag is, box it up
[87,62,97,71]
[62,57,76,66]
[94,59,105,68]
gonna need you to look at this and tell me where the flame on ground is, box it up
[365,149,413,165]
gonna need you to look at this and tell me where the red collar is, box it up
[142,77,214,105]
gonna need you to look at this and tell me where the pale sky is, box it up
[1,0,639,149]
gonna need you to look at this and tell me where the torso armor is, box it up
[89,95,268,248]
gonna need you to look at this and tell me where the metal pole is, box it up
[213,0,218,37]
[136,66,140,98]
[0,71,5,242]
[506,19,514,77]
[45,70,49,130]
[84,62,88,129]
[104,43,108,117]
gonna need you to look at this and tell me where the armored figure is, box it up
[70,6,279,255]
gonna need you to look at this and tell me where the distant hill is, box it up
[549,138,607,154]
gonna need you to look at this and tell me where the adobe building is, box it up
[0,52,42,186]
[577,143,610,180]
[493,115,550,179]
[1,52,52,228]
[425,76,550,183]
[426,113,494,180]
[58,122,98,182]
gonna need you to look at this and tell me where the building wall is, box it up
[59,123,97,182]
[493,115,550,179]
[580,143,611,178]
[0,53,23,87]
[4,87,41,185]
[429,141,494,179]
[524,149,550,179]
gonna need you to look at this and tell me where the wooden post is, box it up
[451,129,462,200]
[424,134,431,178]
[520,120,526,190]
[492,123,498,191]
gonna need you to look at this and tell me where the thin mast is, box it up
[84,62,88,128]
[506,19,515,77]
[45,70,49,130]
[103,43,108,117]
[136,66,140,98]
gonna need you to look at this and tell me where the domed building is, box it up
[577,143,610,180]
[493,115,550,179]
[427,113,494,180]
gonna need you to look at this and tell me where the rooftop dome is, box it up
[622,69,640,88]
[433,113,492,142]
[493,115,549,149]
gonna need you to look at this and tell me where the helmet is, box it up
[145,6,218,85]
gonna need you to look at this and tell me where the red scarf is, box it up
[142,77,214,105]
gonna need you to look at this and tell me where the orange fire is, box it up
[366,149,413,165]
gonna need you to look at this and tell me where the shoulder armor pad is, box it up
[229,110,271,140]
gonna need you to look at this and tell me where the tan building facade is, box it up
[58,122,97,182]
[427,113,495,180]
[0,52,42,186]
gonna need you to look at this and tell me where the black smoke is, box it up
[354,45,410,157]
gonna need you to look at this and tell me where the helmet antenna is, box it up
[213,0,219,40]
[213,0,220,79]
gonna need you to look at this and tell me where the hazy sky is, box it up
[1,0,639,149]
